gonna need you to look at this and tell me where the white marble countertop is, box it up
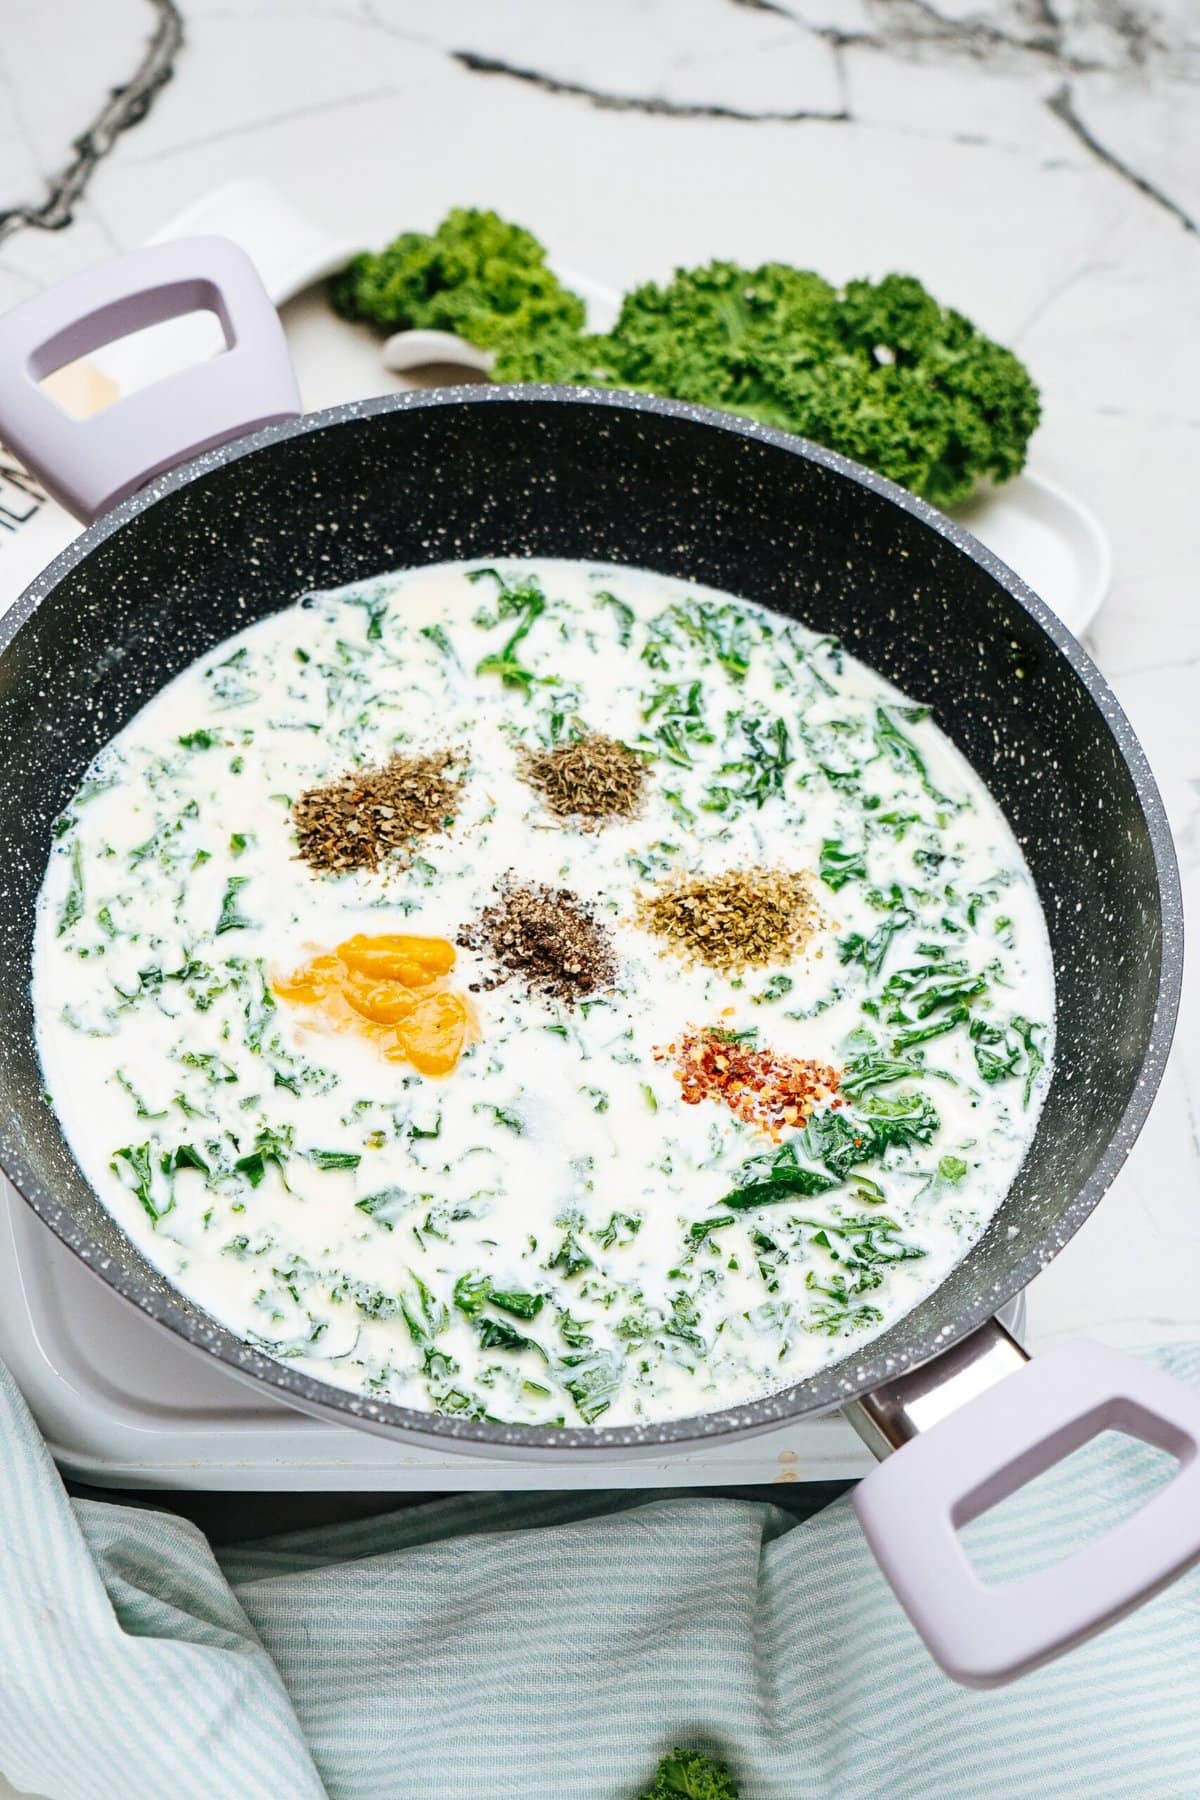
[0,0,1196,1357]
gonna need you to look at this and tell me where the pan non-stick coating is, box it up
[0,389,1182,1452]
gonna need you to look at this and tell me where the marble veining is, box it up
[0,0,182,244]
[3,3,1199,246]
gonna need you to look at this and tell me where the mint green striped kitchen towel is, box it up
[2,1348,1199,1800]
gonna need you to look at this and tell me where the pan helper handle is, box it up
[0,236,301,522]
[848,1330,1200,1687]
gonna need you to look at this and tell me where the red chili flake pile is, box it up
[656,1025,840,1139]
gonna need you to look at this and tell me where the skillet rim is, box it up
[0,384,1184,1452]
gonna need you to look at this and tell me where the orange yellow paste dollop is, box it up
[274,933,475,1075]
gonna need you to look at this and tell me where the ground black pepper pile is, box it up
[518,730,648,825]
[457,878,617,1005]
[293,748,465,875]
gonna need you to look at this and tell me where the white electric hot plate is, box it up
[0,1178,881,1488]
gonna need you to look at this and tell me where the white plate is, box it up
[952,472,1110,639]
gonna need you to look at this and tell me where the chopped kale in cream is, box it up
[34,561,1054,1426]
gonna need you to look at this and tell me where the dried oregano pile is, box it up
[458,878,617,1005]
[294,749,465,875]
[635,868,821,972]
[518,730,648,825]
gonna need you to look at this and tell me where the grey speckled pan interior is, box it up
[0,388,1183,1453]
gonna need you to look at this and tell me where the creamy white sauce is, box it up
[34,560,1054,1427]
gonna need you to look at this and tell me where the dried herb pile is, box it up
[659,1024,839,1139]
[636,867,821,972]
[294,748,465,875]
[518,731,648,824]
[458,879,617,1005]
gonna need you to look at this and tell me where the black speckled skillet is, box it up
[0,241,1188,1686]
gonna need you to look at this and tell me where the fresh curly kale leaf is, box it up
[721,1089,941,1211]
[637,1746,739,1799]
[330,207,585,352]
[497,260,1039,508]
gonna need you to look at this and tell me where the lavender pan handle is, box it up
[851,1336,1200,1687]
[0,235,301,522]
